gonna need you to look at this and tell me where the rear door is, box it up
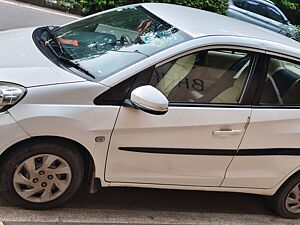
[223,55,300,189]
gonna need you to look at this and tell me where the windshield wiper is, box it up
[108,49,149,57]
[43,27,95,79]
[58,55,95,79]
[43,26,65,56]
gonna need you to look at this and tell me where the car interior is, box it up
[261,58,300,105]
[150,50,253,104]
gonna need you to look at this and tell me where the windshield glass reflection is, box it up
[53,6,190,79]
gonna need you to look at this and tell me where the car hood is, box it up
[0,27,85,87]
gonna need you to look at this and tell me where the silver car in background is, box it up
[227,0,298,39]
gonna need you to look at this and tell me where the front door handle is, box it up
[213,129,243,136]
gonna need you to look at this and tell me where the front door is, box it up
[106,48,257,186]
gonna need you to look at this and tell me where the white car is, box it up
[0,3,300,218]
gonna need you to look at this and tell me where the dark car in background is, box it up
[227,0,298,39]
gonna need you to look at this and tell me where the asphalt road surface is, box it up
[0,0,299,224]
[0,0,77,30]
[0,187,299,225]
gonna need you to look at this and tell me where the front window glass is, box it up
[260,58,300,105]
[149,49,255,104]
[52,6,189,80]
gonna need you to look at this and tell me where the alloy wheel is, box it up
[13,154,72,203]
[285,182,300,213]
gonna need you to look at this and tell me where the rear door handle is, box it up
[213,129,243,136]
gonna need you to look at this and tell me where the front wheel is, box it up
[0,139,84,209]
[269,174,300,219]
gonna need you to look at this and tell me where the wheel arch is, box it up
[273,167,300,195]
[269,166,300,196]
[0,135,98,193]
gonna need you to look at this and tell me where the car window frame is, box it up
[129,46,265,108]
[253,54,300,109]
[94,66,155,106]
[93,45,273,108]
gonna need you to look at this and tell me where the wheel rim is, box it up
[13,154,72,203]
[285,182,300,213]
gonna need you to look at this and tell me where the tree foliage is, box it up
[64,0,228,15]
[272,0,299,11]
[272,0,299,25]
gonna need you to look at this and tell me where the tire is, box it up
[269,174,300,219]
[0,138,84,209]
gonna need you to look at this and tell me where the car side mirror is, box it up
[128,85,169,115]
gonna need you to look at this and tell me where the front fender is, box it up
[0,112,30,155]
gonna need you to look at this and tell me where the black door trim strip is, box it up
[237,149,300,156]
[118,147,236,155]
[118,147,300,156]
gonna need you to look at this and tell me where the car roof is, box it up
[142,3,300,53]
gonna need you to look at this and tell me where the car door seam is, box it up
[220,110,252,187]
[103,106,121,183]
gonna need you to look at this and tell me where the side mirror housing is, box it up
[129,85,169,115]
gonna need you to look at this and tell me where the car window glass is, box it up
[53,6,190,80]
[260,58,300,105]
[265,6,285,23]
[238,0,285,23]
[233,0,245,8]
[149,50,255,104]
[244,1,268,18]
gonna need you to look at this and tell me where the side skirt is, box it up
[100,180,275,196]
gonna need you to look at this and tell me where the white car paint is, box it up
[0,112,30,153]
[0,2,300,209]
[224,109,300,188]
[130,85,169,112]
[105,106,250,186]
[0,28,85,87]
[8,81,116,151]
[142,3,297,44]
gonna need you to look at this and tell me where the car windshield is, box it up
[52,6,190,80]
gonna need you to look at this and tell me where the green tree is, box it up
[272,0,300,25]
[272,0,299,11]
[64,0,228,15]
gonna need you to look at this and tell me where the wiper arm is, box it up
[43,26,65,56]
[43,27,95,79]
[108,49,149,57]
[59,55,95,79]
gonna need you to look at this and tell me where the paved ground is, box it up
[0,0,78,30]
[0,187,299,225]
[0,0,299,224]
